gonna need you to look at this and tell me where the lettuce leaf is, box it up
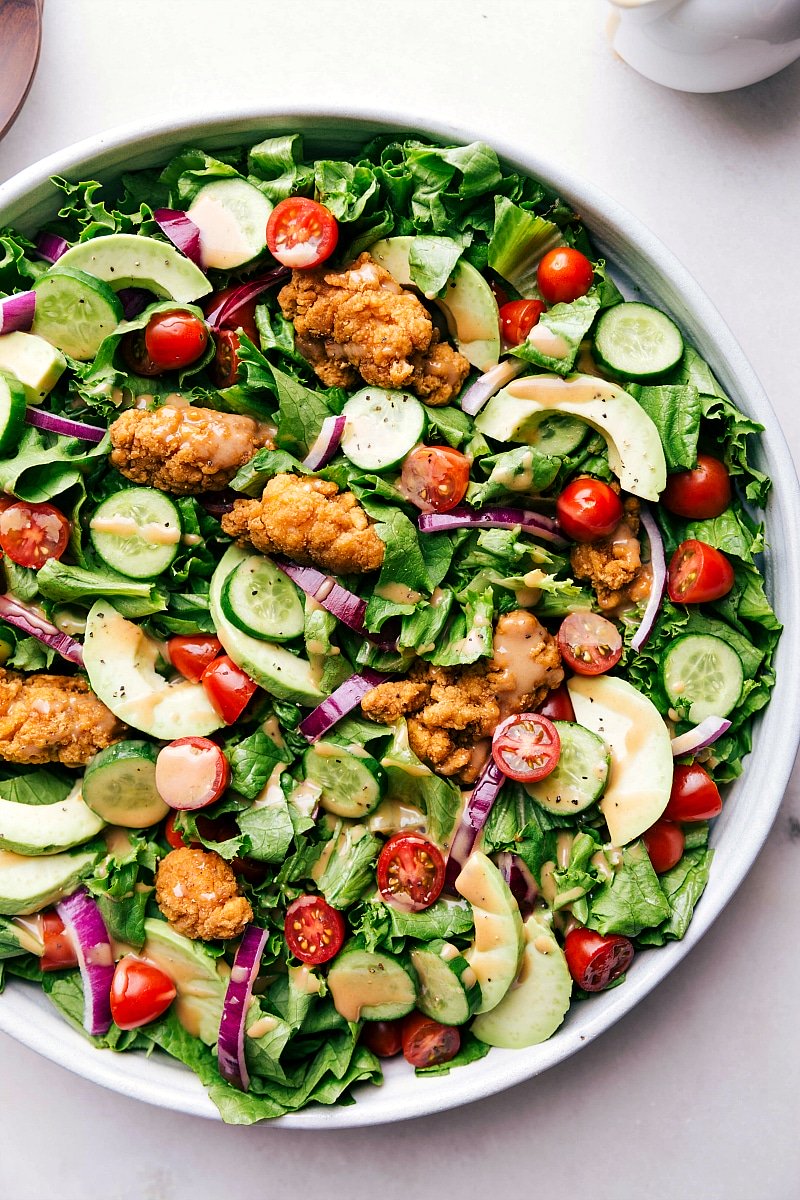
[586,842,671,937]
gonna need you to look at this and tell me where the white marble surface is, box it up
[1,3,799,1197]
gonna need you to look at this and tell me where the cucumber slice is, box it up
[340,387,426,471]
[410,940,481,1026]
[220,554,304,642]
[303,741,385,818]
[525,720,610,816]
[526,412,587,457]
[0,371,27,455]
[661,633,744,723]
[32,267,123,360]
[90,488,182,579]
[327,946,417,1021]
[188,178,272,270]
[593,301,684,381]
[83,741,169,828]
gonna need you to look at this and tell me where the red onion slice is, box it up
[301,415,346,471]
[0,291,36,335]
[25,406,106,444]
[274,559,397,650]
[198,489,237,517]
[34,232,69,264]
[671,716,732,758]
[298,669,386,742]
[496,852,538,916]
[153,208,204,268]
[0,594,84,665]
[630,504,667,652]
[203,267,290,330]
[55,887,114,1037]
[444,758,506,891]
[217,924,269,1091]
[419,505,566,546]
[460,358,525,417]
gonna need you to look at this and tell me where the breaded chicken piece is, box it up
[278,253,470,406]
[109,405,273,495]
[570,496,642,610]
[222,473,385,575]
[155,847,253,941]
[362,611,563,782]
[0,667,125,767]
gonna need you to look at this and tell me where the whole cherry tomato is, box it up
[400,445,470,513]
[360,1020,404,1058]
[642,820,685,874]
[266,198,339,269]
[110,956,177,1030]
[664,763,723,823]
[0,501,70,569]
[667,540,735,604]
[662,454,732,520]
[376,833,446,913]
[401,1011,461,1067]
[537,247,594,305]
[536,684,576,723]
[564,927,634,992]
[284,894,345,965]
[144,310,209,371]
[557,612,623,676]
[556,478,623,542]
[499,299,546,346]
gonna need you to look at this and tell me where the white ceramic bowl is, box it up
[1,106,798,1129]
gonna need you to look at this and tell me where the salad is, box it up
[0,131,780,1124]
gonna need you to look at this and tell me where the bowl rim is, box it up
[1,102,799,1130]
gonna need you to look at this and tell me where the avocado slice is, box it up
[0,782,105,856]
[209,547,326,707]
[368,236,500,372]
[455,850,524,1014]
[56,234,211,304]
[472,916,572,1048]
[83,602,224,740]
[0,332,67,404]
[0,846,101,915]
[568,675,673,845]
[475,372,668,502]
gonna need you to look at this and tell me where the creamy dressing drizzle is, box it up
[89,515,181,546]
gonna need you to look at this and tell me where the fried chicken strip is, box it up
[155,847,253,941]
[0,667,126,767]
[570,495,642,610]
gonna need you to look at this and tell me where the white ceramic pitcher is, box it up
[608,0,800,92]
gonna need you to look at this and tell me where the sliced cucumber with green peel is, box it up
[525,721,610,816]
[410,940,481,1025]
[90,488,182,579]
[340,387,426,471]
[327,946,417,1021]
[188,178,272,270]
[32,267,123,360]
[220,554,304,642]
[661,633,744,723]
[303,741,385,818]
[83,741,169,828]
[0,371,27,455]
[593,301,684,381]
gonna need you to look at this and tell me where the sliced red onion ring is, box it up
[34,232,69,264]
[274,559,397,650]
[419,504,566,546]
[671,716,732,758]
[0,594,84,665]
[444,758,506,891]
[301,415,346,471]
[204,267,290,330]
[0,291,35,335]
[460,358,525,417]
[153,208,204,268]
[298,669,387,742]
[630,504,667,652]
[496,852,538,917]
[217,924,269,1091]
[25,406,106,444]
[198,488,237,517]
[117,286,155,319]
[55,887,114,1037]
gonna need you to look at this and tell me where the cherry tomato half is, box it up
[642,819,685,874]
[39,911,78,972]
[401,1012,461,1067]
[558,611,623,676]
[662,454,732,520]
[210,329,243,389]
[266,197,339,269]
[0,501,70,569]
[400,445,470,514]
[110,955,177,1030]
[155,736,230,811]
[564,927,634,992]
[120,329,163,376]
[144,310,209,371]
[664,763,723,823]
[536,683,576,723]
[360,1020,404,1058]
[201,655,258,724]
[556,477,623,542]
[537,247,594,305]
[164,811,190,851]
[667,539,735,604]
[499,299,546,346]
[492,713,561,783]
[376,833,446,913]
[284,894,346,965]
[168,635,223,684]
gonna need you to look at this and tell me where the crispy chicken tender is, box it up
[361,610,563,782]
[155,847,253,941]
[0,667,125,767]
[570,496,642,610]
[222,473,385,575]
[278,253,470,406]
[109,405,273,495]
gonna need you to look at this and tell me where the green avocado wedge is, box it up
[0,784,105,856]
[55,234,211,303]
[0,846,101,916]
